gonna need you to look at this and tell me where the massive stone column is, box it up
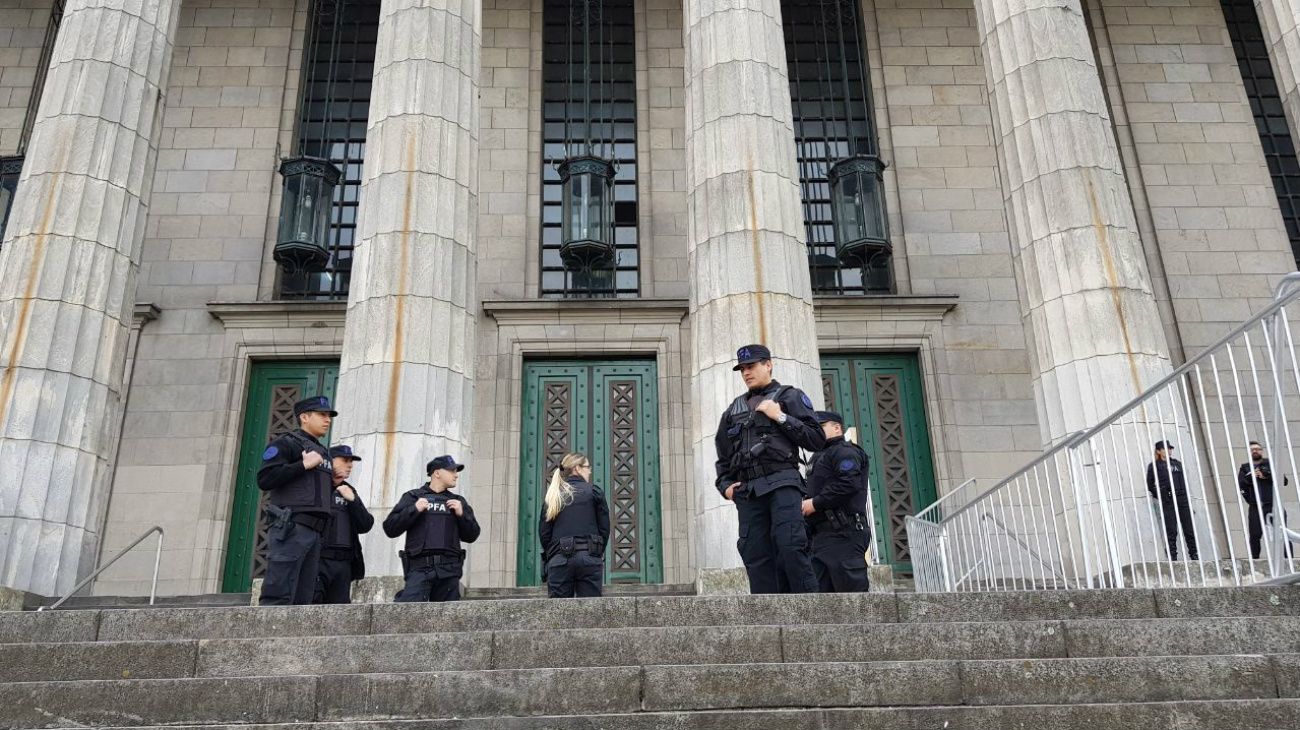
[0,0,181,595]
[332,0,479,577]
[683,0,822,572]
[974,0,1172,443]
[1256,0,1300,143]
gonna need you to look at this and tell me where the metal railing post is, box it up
[39,526,166,611]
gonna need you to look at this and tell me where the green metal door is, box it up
[517,360,663,585]
[221,361,338,592]
[821,354,937,574]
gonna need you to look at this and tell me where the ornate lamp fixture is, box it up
[557,0,617,271]
[820,0,890,271]
[0,156,21,245]
[274,0,345,275]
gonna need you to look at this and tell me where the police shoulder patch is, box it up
[801,393,813,408]
[262,445,279,461]
[839,458,856,473]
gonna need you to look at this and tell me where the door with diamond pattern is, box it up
[517,360,663,585]
[221,361,338,592]
[821,354,937,574]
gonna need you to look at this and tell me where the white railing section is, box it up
[907,273,1300,592]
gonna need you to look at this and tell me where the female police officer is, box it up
[539,452,610,598]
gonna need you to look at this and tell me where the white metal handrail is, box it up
[908,273,1300,592]
[38,526,164,610]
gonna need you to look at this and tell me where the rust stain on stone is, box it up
[745,152,768,346]
[0,148,65,428]
[381,134,416,505]
[1086,173,1144,397]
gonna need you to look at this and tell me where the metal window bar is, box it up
[907,272,1300,591]
[19,0,65,155]
[39,526,165,611]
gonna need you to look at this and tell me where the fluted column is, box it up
[975,0,1172,443]
[332,0,479,577]
[683,0,822,571]
[0,0,181,595]
[1256,0,1300,142]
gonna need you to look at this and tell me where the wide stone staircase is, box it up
[3,586,1300,729]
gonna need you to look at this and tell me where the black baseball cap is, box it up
[1154,440,1175,451]
[293,395,338,417]
[814,410,844,425]
[733,344,772,370]
[329,445,361,461]
[426,455,466,475]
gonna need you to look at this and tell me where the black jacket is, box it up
[539,475,611,557]
[1146,457,1187,498]
[325,480,375,579]
[256,429,333,516]
[383,485,481,555]
[807,436,870,519]
[1238,458,1287,510]
[714,380,825,496]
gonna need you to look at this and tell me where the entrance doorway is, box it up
[517,359,663,585]
[221,361,338,592]
[820,354,937,573]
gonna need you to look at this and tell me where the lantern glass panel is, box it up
[831,159,887,248]
[275,156,340,273]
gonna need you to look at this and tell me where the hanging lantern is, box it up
[829,153,890,268]
[0,155,21,245]
[558,155,616,269]
[275,155,340,274]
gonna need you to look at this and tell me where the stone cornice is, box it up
[133,302,161,326]
[207,300,348,329]
[812,294,958,322]
[483,298,689,326]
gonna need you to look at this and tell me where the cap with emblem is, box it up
[1154,440,1175,451]
[426,455,466,475]
[732,343,773,371]
[329,444,361,461]
[293,395,338,417]
[814,410,844,425]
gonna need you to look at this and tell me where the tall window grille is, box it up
[1222,0,1300,259]
[279,0,379,300]
[782,0,891,294]
[540,0,639,298]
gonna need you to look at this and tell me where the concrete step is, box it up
[2,655,1297,728]
[26,593,253,611]
[3,586,1297,645]
[37,700,1300,730]
[4,616,1300,682]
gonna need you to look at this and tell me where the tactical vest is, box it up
[267,431,332,512]
[723,385,800,480]
[324,490,353,550]
[549,477,603,543]
[404,491,463,556]
[808,439,870,516]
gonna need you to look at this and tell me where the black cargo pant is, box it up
[261,522,323,606]
[313,556,353,604]
[810,522,871,593]
[395,557,463,602]
[735,484,818,594]
[1157,488,1199,561]
[1247,503,1289,559]
[546,552,603,598]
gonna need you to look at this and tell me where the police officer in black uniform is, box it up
[383,455,481,602]
[256,395,337,606]
[313,445,374,604]
[1145,440,1199,560]
[715,344,826,594]
[803,411,871,592]
[539,452,611,598]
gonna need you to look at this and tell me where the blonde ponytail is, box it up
[543,452,588,521]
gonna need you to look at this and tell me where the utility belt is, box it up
[263,504,328,538]
[814,509,869,533]
[400,549,466,573]
[733,458,796,484]
[545,535,604,561]
[320,546,354,561]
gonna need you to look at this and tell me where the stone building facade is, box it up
[0,0,1296,597]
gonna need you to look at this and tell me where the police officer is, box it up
[312,445,374,604]
[715,344,826,594]
[256,395,337,606]
[539,452,611,598]
[1238,440,1290,559]
[383,455,481,602]
[1145,440,1199,561]
[802,411,871,592]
